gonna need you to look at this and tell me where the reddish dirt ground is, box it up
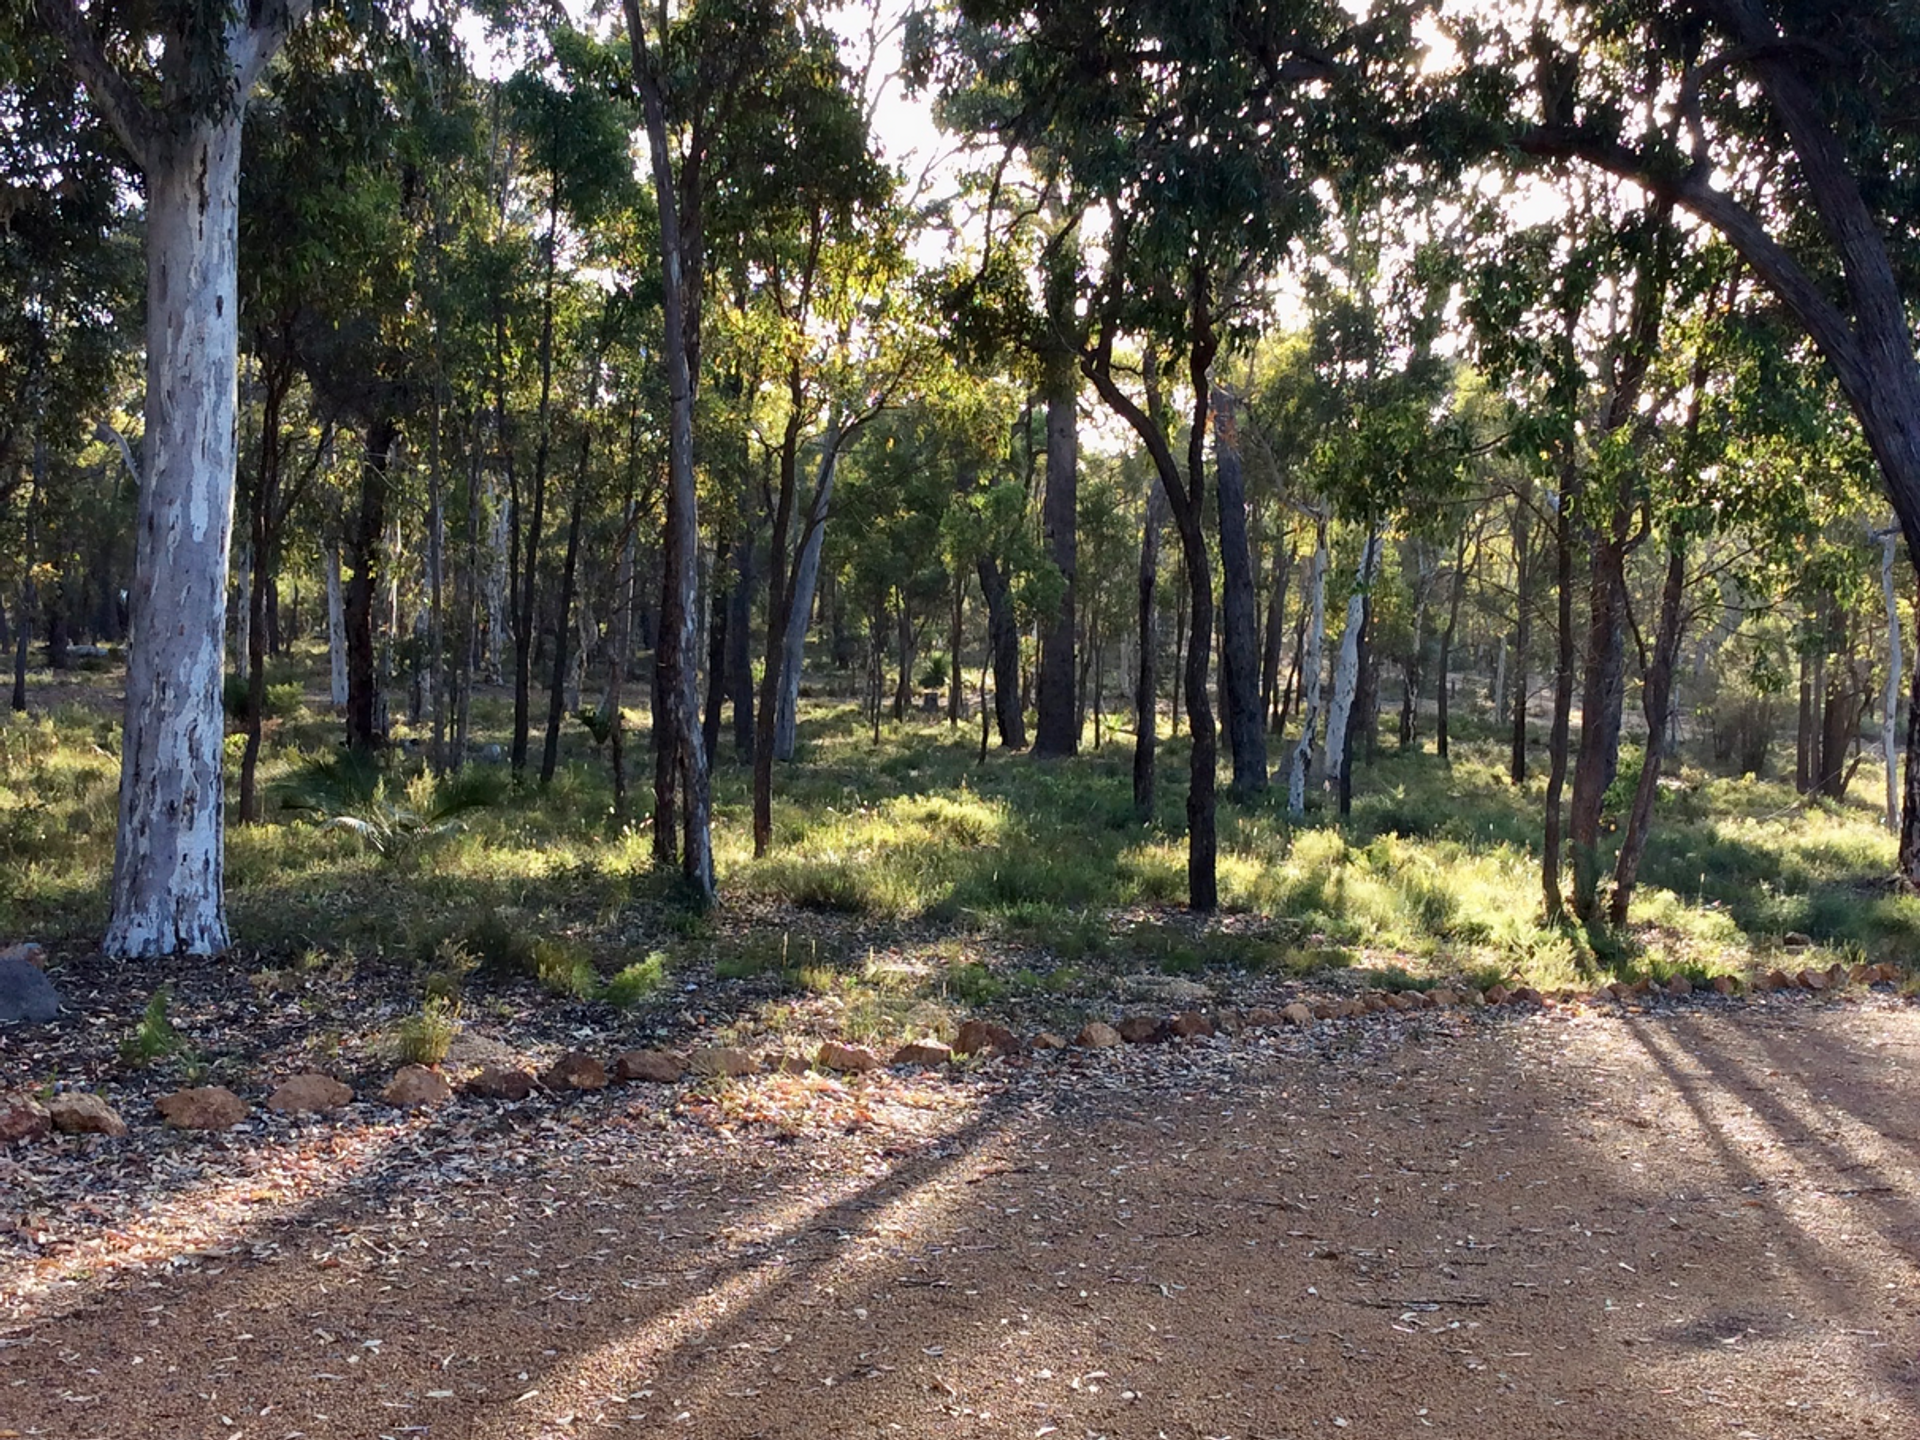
[4,997,1918,1439]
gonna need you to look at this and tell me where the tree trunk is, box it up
[1260,540,1294,731]
[892,600,915,722]
[1133,483,1167,820]
[628,4,713,903]
[1341,590,1373,816]
[977,555,1026,749]
[727,530,754,758]
[1509,484,1534,784]
[1436,526,1470,761]
[11,446,38,714]
[1033,369,1078,756]
[1287,517,1329,815]
[325,542,347,707]
[1609,544,1687,924]
[1882,530,1902,830]
[426,393,448,773]
[540,430,589,786]
[1568,530,1630,920]
[106,115,246,956]
[345,416,396,754]
[772,446,840,762]
[1322,533,1380,801]
[1542,502,1576,923]
[454,413,483,768]
[1899,586,1920,882]
[1212,388,1265,797]
[239,355,291,822]
[1082,322,1219,912]
[758,421,841,851]
[703,533,730,769]
[947,568,965,728]
[1795,636,1815,793]
[1491,634,1507,730]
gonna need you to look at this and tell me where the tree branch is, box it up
[1516,123,1866,396]
[231,0,314,99]
[31,0,156,170]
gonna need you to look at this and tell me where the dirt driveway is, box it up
[4,998,1918,1439]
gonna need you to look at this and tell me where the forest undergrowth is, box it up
[2,656,1913,1057]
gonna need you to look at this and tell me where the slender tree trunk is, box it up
[1899,586,1920,882]
[1796,635,1815,793]
[757,420,838,852]
[1436,526,1470,761]
[344,417,396,754]
[1134,483,1167,820]
[11,442,40,713]
[238,358,289,822]
[1171,556,1185,738]
[1341,590,1373,817]
[426,393,448,773]
[540,430,589,785]
[1323,533,1380,801]
[509,185,566,778]
[1082,320,1220,911]
[1609,544,1687,924]
[1212,388,1265,797]
[1288,517,1329,815]
[604,502,635,823]
[892,600,915,721]
[1882,529,1902,830]
[947,569,965,728]
[1260,540,1294,731]
[1491,634,1507,729]
[628,4,713,901]
[1542,501,1576,922]
[1034,367,1078,756]
[773,445,840,762]
[454,413,483,767]
[977,555,1026,749]
[703,532,730,769]
[324,542,347,707]
[728,529,754,758]
[1569,530,1631,920]
[1509,486,1534,784]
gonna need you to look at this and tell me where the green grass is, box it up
[11,667,1918,1027]
[605,951,671,1008]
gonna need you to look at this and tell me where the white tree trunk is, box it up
[1491,634,1507,723]
[1287,518,1330,816]
[325,542,348,707]
[773,445,840,762]
[1322,532,1381,798]
[1883,529,1902,830]
[104,118,245,957]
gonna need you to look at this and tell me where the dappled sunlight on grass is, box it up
[9,673,1920,994]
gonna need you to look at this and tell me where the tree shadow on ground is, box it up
[6,1004,1917,1439]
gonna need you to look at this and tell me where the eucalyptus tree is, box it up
[31,0,310,955]
[624,0,871,901]
[691,11,924,852]
[500,28,638,779]
[928,0,1429,908]
[1478,0,1920,880]
[233,18,416,808]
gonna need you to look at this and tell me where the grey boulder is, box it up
[0,953,61,1024]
